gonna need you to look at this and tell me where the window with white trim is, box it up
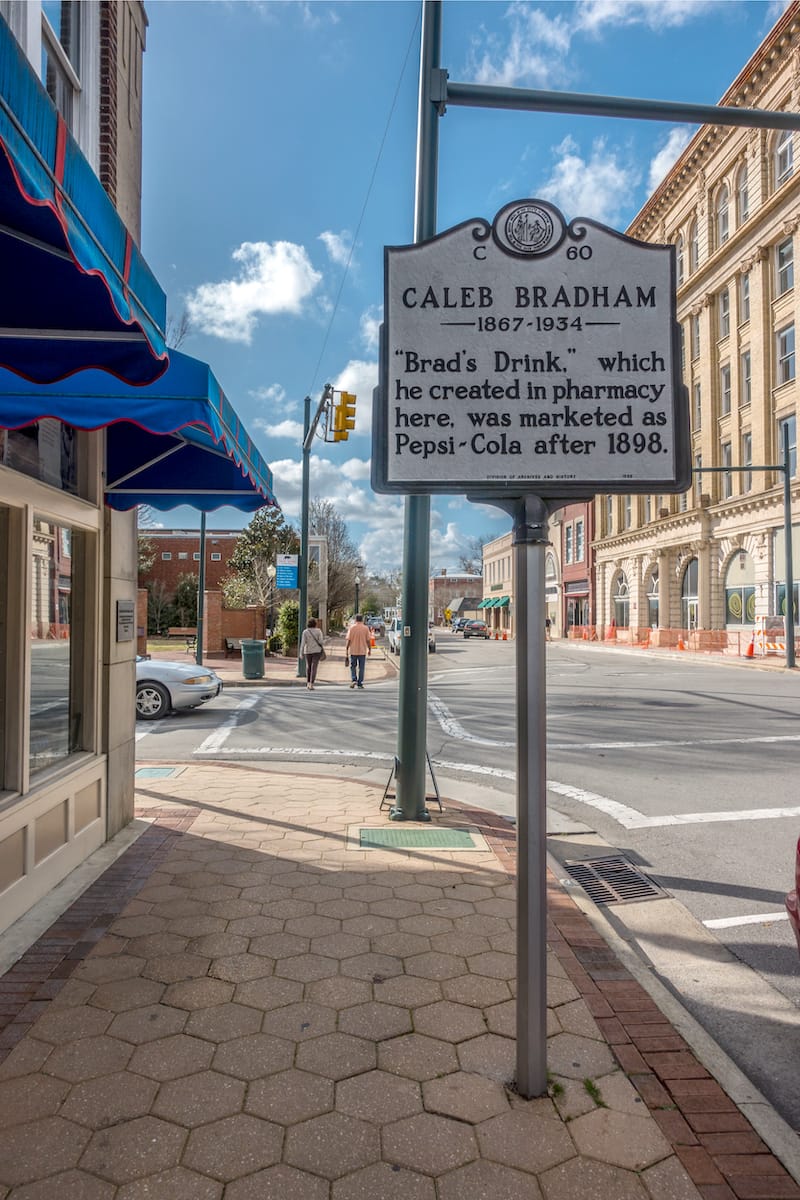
[718,288,730,339]
[739,272,750,323]
[776,324,796,385]
[776,237,794,296]
[778,414,797,477]
[720,364,731,416]
[211,552,222,561]
[740,351,751,408]
[741,431,752,493]
[776,130,794,187]
[161,552,172,561]
[693,382,701,429]
[575,519,584,562]
[736,163,749,223]
[715,185,729,247]
[721,441,732,499]
[564,525,573,564]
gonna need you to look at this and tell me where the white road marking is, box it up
[704,912,790,929]
[135,723,162,742]
[428,692,513,748]
[548,733,800,751]
[195,694,259,754]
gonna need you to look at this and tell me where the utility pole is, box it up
[297,386,333,679]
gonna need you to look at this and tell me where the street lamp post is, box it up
[354,574,360,617]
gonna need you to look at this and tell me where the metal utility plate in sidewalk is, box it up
[563,855,668,905]
[135,767,186,780]
[350,825,490,852]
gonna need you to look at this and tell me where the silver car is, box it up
[136,656,222,720]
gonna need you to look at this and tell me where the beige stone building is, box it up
[593,4,800,653]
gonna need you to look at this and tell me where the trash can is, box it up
[241,639,266,680]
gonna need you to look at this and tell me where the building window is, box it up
[624,496,632,529]
[178,552,188,560]
[694,453,703,502]
[776,130,794,187]
[721,442,732,499]
[161,552,172,561]
[679,323,686,370]
[689,219,699,271]
[676,235,685,286]
[30,518,90,776]
[740,351,751,407]
[739,272,750,322]
[718,288,730,339]
[741,431,752,493]
[647,570,659,628]
[725,555,756,626]
[715,185,729,246]
[776,237,794,296]
[613,574,630,628]
[193,552,201,561]
[776,323,796,385]
[605,495,613,535]
[575,519,584,562]
[679,489,687,512]
[778,414,797,477]
[720,364,731,416]
[691,313,700,359]
[2,420,81,496]
[564,525,573,564]
[211,552,222,561]
[644,495,652,523]
[693,382,701,429]
[41,2,81,128]
[681,558,699,630]
[736,163,749,223]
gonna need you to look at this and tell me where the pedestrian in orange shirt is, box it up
[345,613,371,689]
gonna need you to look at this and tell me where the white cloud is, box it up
[319,229,353,267]
[185,241,322,343]
[249,383,286,405]
[360,306,382,353]
[537,135,640,226]
[575,0,717,34]
[254,418,304,441]
[467,3,573,88]
[647,127,693,192]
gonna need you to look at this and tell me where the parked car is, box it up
[786,835,800,955]
[451,617,468,632]
[462,620,491,639]
[135,656,223,720]
[366,616,385,635]
[386,618,435,654]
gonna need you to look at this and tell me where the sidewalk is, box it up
[0,765,798,1197]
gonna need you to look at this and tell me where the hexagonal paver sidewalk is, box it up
[0,763,779,1199]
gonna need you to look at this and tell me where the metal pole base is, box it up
[389,806,431,822]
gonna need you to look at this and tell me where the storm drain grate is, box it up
[563,855,668,906]
[359,827,478,850]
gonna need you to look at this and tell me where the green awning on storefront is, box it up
[496,596,510,608]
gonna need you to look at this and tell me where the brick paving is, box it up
[0,767,795,1198]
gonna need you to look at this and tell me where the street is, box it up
[136,635,800,1129]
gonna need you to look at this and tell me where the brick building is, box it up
[139,529,240,592]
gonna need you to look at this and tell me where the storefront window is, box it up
[29,518,88,775]
[681,558,699,630]
[1,422,80,495]
[613,575,629,628]
[647,571,659,627]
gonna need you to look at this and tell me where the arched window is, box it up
[680,558,699,630]
[715,185,729,247]
[646,570,659,628]
[689,219,699,271]
[676,235,685,286]
[736,163,749,223]
[612,574,630,628]
[776,130,794,188]
[724,552,755,626]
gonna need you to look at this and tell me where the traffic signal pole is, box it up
[297,385,333,678]
[393,0,441,822]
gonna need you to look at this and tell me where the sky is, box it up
[140,0,787,575]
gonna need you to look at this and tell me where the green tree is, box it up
[173,573,198,627]
[223,508,299,608]
[276,599,299,657]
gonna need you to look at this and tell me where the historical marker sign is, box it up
[276,553,299,589]
[372,199,690,497]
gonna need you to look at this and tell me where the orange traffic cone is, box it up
[369,632,376,649]
[677,636,685,651]
[745,636,755,658]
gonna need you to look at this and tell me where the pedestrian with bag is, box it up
[299,617,326,690]
[345,613,371,689]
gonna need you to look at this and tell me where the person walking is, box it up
[345,613,371,689]
[299,617,325,690]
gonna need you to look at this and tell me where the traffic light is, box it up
[330,391,356,442]
[340,392,356,438]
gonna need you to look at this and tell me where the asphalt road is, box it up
[136,634,800,1129]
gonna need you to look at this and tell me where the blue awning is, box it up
[0,19,168,384]
[0,350,277,512]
